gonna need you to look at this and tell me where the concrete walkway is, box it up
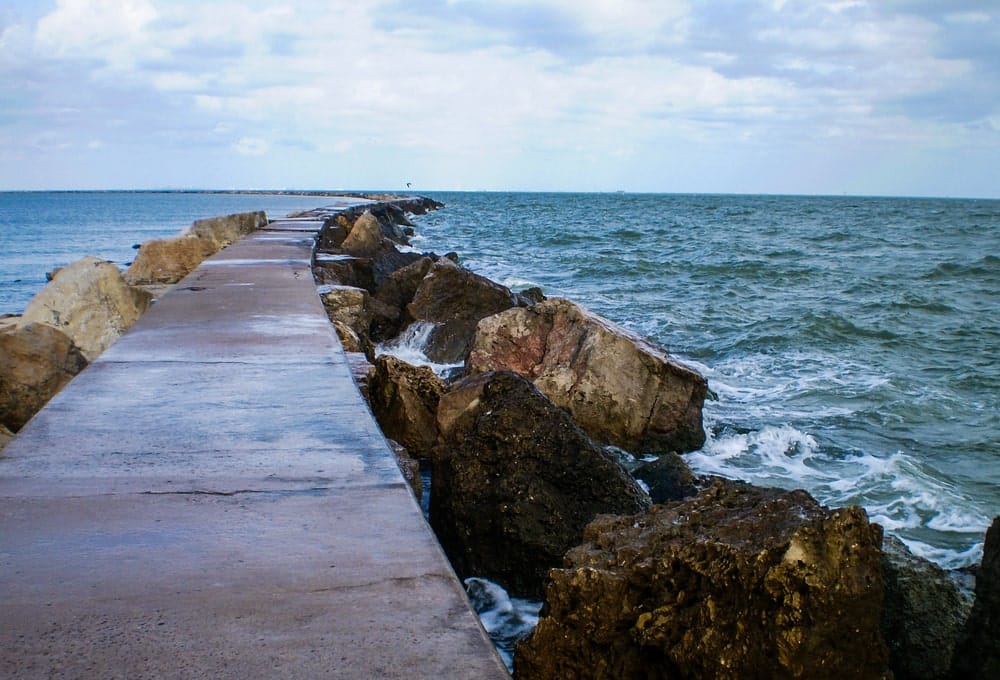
[0,199,509,679]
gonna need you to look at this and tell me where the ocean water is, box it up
[0,191,336,313]
[407,192,1000,570]
[3,191,998,572]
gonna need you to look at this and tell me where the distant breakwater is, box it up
[2,195,997,678]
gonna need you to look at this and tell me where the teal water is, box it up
[0,191,332,312]
[411,192,1000,569]
[2,191,997,568]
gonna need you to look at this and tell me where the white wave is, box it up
[465,577,542,672]
[375,321,462,377]
[689,426,990,568]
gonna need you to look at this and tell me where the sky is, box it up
[0,0,997,197]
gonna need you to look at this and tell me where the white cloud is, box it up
[233,136,269,156]
[0,0,996,195]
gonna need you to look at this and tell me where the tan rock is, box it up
[124,235,218,285]
[319,285,373,338]
[467,297,707,453]
[341,211,384,258]
[368,355,446,460]
[0,322,88,431]
[184,211,266,248]
[517,480,890,679]
[19,256,153,360]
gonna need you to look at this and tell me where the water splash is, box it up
[465,577,542,672]
[374,321,462,377]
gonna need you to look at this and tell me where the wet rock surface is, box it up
[880,534,972,680]
[0,423,13,453]
[20,256,152,361]
[431,371,651,599]
[515,479,890,680]
[0,322,88,432]
[407,260,526,364]
[369,355,446,460]
[633,452,701,503]
[950,516,1000,679]
[468,297,708,454]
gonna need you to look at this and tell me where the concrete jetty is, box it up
[0,198,510,678]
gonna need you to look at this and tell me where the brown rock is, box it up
[406,260,522,364]
[124,235,218,285]
[633,452,700,503]
[345,351,374,401]
[881,535,972,680]
[950,516,1000,679]
[372,257,435,341]
[468,297,707,453]
[185,211,266,248]
[313,254,376,291]
[319,285,373,339]
[0,322,88,431]
[431,371,651,599]
[516,479,890,679]
[368,356,446,460]
[20,256,153,360]
[341,211,384,258]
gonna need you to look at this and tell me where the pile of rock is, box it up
[323,204,995,680]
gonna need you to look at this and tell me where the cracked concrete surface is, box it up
[0,203,509,679]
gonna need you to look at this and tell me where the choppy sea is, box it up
[2,191,998,572]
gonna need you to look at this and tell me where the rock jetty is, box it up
[316,199,992,679]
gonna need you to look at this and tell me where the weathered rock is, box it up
[407,260,524,364]
[0,423,14,454]
[313,254,376,291]
[468,297,707,454]
[331,320,375,359]
[341,211,384,258]
[372,256,435,341]
[880,535,972,680]
[0,322,88,432]
[184,211,266,248]
[950,516,1000,679]
[124,235,218,285]
[368,356,446,460]
[20,256,153,360]
[633,452,700,503]
[387,439,424,502]
[319,285,373,338]
[431,371,651,599]
[516,479,890,679]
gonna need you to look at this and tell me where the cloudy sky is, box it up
[1,0,997,196]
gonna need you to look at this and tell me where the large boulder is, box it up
[20,256,153,360]
[319,285,374,338]
[950,516,1000,679]
[880,535,972,680]
[431,371,651,599]
[368,355,446,460]
[341,211,384,258]
[183,211,266,248]
[124,235,218,285]
[468,297,707,453]
[371,256,435,341]
[516,479,890,679]
[0,322,88,432]
[406,260,524,364]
